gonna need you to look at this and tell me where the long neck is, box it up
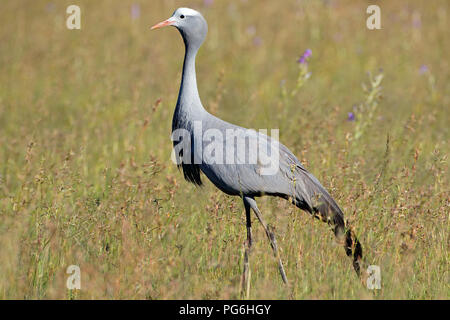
[173,43,205,129]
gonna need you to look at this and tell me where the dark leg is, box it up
[240,198,252,298]
[245,197,288,285]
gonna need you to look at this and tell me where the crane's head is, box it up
[151,8,208,51]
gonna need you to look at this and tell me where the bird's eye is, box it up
[180,15,185,19]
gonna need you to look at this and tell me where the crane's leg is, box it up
[244,197,288,285]
[240,198,252,298]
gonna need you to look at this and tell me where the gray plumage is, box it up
[152,8,362,284]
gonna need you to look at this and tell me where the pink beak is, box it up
[151,18,175,30]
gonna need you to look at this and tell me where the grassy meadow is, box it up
[0,0,448,299]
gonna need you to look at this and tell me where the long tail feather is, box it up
[292,169,363,276]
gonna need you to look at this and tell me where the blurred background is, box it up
[0,0,448,299]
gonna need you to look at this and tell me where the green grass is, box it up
[0,0,448,299]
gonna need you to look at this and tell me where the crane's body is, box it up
[152,8,363,289]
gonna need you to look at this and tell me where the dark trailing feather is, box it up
[292,167,363,276]
[180,162,202,185]
[175,145,202,186]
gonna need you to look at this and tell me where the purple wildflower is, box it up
[347,112,355,121]
[204,0,214,7]
[412,12,421,28]
[419,64,428,74]
[46,3,55,12]
[131,3,140,20]
[297,49,312,64]
[253,36,263,47]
